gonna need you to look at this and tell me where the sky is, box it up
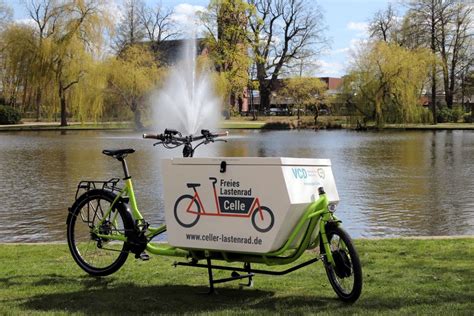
[7,0,400,78]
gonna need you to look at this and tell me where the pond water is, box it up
[0,129,473,242]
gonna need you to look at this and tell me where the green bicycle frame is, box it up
[93,177,339,267]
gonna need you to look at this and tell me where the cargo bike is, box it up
[66,129,363,302]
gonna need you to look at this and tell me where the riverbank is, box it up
[0,238,472,315]
[1,118,473,132]
[0,121,134,131]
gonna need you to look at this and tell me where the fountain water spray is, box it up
[152,33,221,135]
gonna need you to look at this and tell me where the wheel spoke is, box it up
[68,193,129,275]
[322,226,362,302]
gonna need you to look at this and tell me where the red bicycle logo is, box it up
[173,177,275,233]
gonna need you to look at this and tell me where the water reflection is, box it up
[0,129,473,242]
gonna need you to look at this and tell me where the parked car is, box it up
[319,109,330,115]
[266,108,289,116]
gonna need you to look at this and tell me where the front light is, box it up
[328,203,337,213]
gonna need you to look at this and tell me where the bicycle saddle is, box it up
[102,148,135,158]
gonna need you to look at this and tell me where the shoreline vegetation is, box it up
[0,237,472,315]
[0,116,473,132]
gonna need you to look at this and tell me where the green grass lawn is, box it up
[0,238,472,315]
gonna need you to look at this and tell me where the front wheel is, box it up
[67,189,133,276]
[320,225,362,302]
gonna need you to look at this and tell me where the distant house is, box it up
[319,77,343,95]
[141,38,208,66]
[245,77,344,113]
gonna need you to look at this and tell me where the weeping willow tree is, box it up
[106,45,162,130]
[49,0,112,126]
[67,51,108,122]
[0,0,113,124]
[347,42,435,127]
[0,24,37,109]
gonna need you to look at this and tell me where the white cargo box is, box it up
[162,157,339,253]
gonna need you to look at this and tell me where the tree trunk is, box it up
[430,5,437,124]
[59,83,67,127]
[431,67,437,124]
[21,78,28,112]
[134,109,144,130]
[441,57,451,108]
[445,89,454,108]
[131,100,144,130]
[259,87,271,111]
[35,88,42,122]
[471,103,474,123]
[447,57,456,108]
[256,62,270,111]
[375,93,384,129]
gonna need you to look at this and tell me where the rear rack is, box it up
[75,178,121,199]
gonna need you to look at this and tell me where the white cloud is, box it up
[316,60,346,77]
[347,21,368,32]
[332,47,351,55]
[15,18,36,27]
[171,3,206,34]
[347,21,369,39]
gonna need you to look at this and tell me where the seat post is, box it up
[119,157,131,179]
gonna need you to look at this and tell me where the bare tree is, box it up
[437,2,473,107]
[137,2,179,52]
[247,0,328,110]
[0,0,13,31]
[26,0,65,120]
[27,0,64,41]
[407,0,449,123]
[114,0,145,52]
[408,0,473,110]
[369,3,399,43]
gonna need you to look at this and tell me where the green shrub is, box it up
[262,121,292,130]
[464,112,473,123]
[452,108,464,122]
[437,107,465,123]
[0,105,21,124]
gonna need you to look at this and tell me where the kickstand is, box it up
[205,258,254,294]
[206,258,216,294]
[239,262,254,288]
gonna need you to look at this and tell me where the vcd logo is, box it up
[292,168,307,179]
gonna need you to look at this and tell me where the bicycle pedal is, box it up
[137,252,150,261]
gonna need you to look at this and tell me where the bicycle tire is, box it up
[320,224,363,302]
[67,189,133,276]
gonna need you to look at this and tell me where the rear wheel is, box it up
[320,225,362,302]
[67,190,132,276]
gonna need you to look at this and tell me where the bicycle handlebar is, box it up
[142,129,228,157]
[142,129,228,142]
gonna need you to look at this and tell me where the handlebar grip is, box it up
[210,131,229,137]
[216,131,229,137]
[143,133,163,140]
